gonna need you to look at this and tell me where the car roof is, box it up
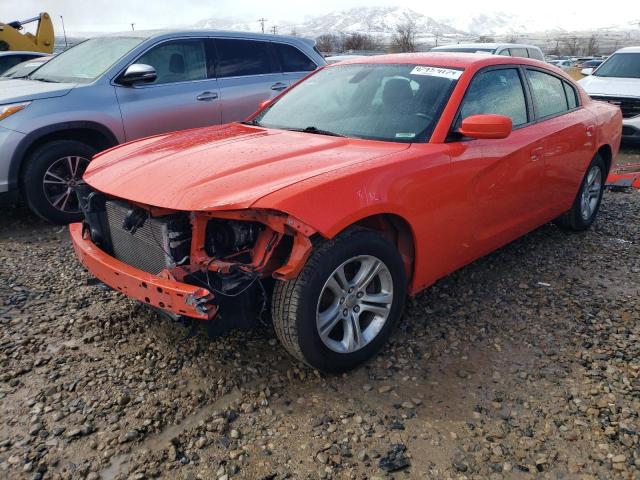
[100,29,315,46]
[615,46,640,53]
[432,43,540,50]
[334,52,550,70]
[0,51,47,57]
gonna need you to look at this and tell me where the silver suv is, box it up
[0,30,325,223]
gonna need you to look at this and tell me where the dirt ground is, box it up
[1,146,639,480]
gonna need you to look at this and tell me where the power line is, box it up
[271,25,278,35]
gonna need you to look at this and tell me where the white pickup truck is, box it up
[579,46,640,142]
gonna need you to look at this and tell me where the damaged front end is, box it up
[70,185,315,325]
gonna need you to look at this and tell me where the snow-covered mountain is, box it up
[193,6,640,45]
[194,7,464,38]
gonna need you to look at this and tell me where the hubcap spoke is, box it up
[43,156,90,213]
[353,257,381,290]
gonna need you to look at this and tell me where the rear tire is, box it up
[21,140,95,224]
[272,227,407,373]
[553,154,606,232]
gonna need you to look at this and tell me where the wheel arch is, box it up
[319,211,417,285]
[596,143,613,176]
[9,121,119,191]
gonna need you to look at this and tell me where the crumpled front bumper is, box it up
[69,223,216,320]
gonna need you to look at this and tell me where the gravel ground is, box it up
[1,174,639,479]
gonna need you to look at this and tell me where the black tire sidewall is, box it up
[572,155,606,230]
[295,230,407,372]
[21,140,96,224]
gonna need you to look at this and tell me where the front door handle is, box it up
[270,82,288,91]
[197,91,218,101]
[530,146,544,161]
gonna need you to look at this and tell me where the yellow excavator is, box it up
[0,12,54,53]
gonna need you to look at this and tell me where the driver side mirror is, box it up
[118,64,157,86]
[458,114,512,140]
[581,67,594,76]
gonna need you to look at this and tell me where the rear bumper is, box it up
[69,222,216,320]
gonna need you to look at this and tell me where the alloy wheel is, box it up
[42,156,90,214]
[316,255,394,354]
[580,165,602,221]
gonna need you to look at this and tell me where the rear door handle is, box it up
[530,146,544,161]
[197,91,218,101]
[270,82,288,91]
[586,125,595,137]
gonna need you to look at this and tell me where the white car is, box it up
[579,46,640,142]
[431,43,545,61]
[549,59,574,70]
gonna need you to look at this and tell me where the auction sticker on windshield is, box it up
[410,66,463,79]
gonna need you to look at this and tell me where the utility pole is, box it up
[131,23,135,31]
[271,25,278,35]
[59,15,68,49]
[258,18,267,33]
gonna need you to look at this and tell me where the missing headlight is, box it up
[205,219,263,258]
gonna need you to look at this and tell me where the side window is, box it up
[527,69,569,118]
[563,81,578,109]
[497,49,511,56]
[136,40,207,85]
[509,48,529,58]
[274,43,316,72]
[527,48,544,61]
[215,39,274,77]
[458,68,528,127]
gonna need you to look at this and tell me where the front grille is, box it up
[105,201,187,274]
[590,95,640,119]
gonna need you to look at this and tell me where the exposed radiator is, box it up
[105,201,184,274]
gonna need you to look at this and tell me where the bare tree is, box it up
[551,38,561,56]
[506,34,518,43]
[562,36,581,56]
[478,35,495,43]
[344,33,379,52]
[391,19,417,53]
[289,27,298,37]
[586,34,599,56]
[316,34,337,53]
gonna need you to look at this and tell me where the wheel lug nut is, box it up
[353,305,360,313]
[356,292,364,298]
[348,287,354,293]
[342,309,348,317]
[340,297,345,304]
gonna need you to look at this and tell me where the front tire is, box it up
[272,228,407,373]
[554,154,606,232]
[21,140,95,224]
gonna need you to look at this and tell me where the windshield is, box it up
[30,36,144,84]
[1,60,45,79]
[252,64,460,143]
[594,53,640,79]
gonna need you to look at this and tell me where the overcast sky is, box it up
[3,0,635,33]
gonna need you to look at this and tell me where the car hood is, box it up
[85,123,410,211]
[579,75,640,97]
[0,79,75,104]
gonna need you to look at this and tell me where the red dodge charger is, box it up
[70,53,622,372]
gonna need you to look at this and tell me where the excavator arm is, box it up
[0,12,54,53]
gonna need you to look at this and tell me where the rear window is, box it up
[563,82,578,109]
[509,48,529,58]
[274,43,316,72]
[527,69,569,118]
[527,48,544,61]
[215,39,274,78]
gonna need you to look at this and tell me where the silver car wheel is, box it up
[316,255,394,354]
[42,156,90,214]
[580,165,602,221]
